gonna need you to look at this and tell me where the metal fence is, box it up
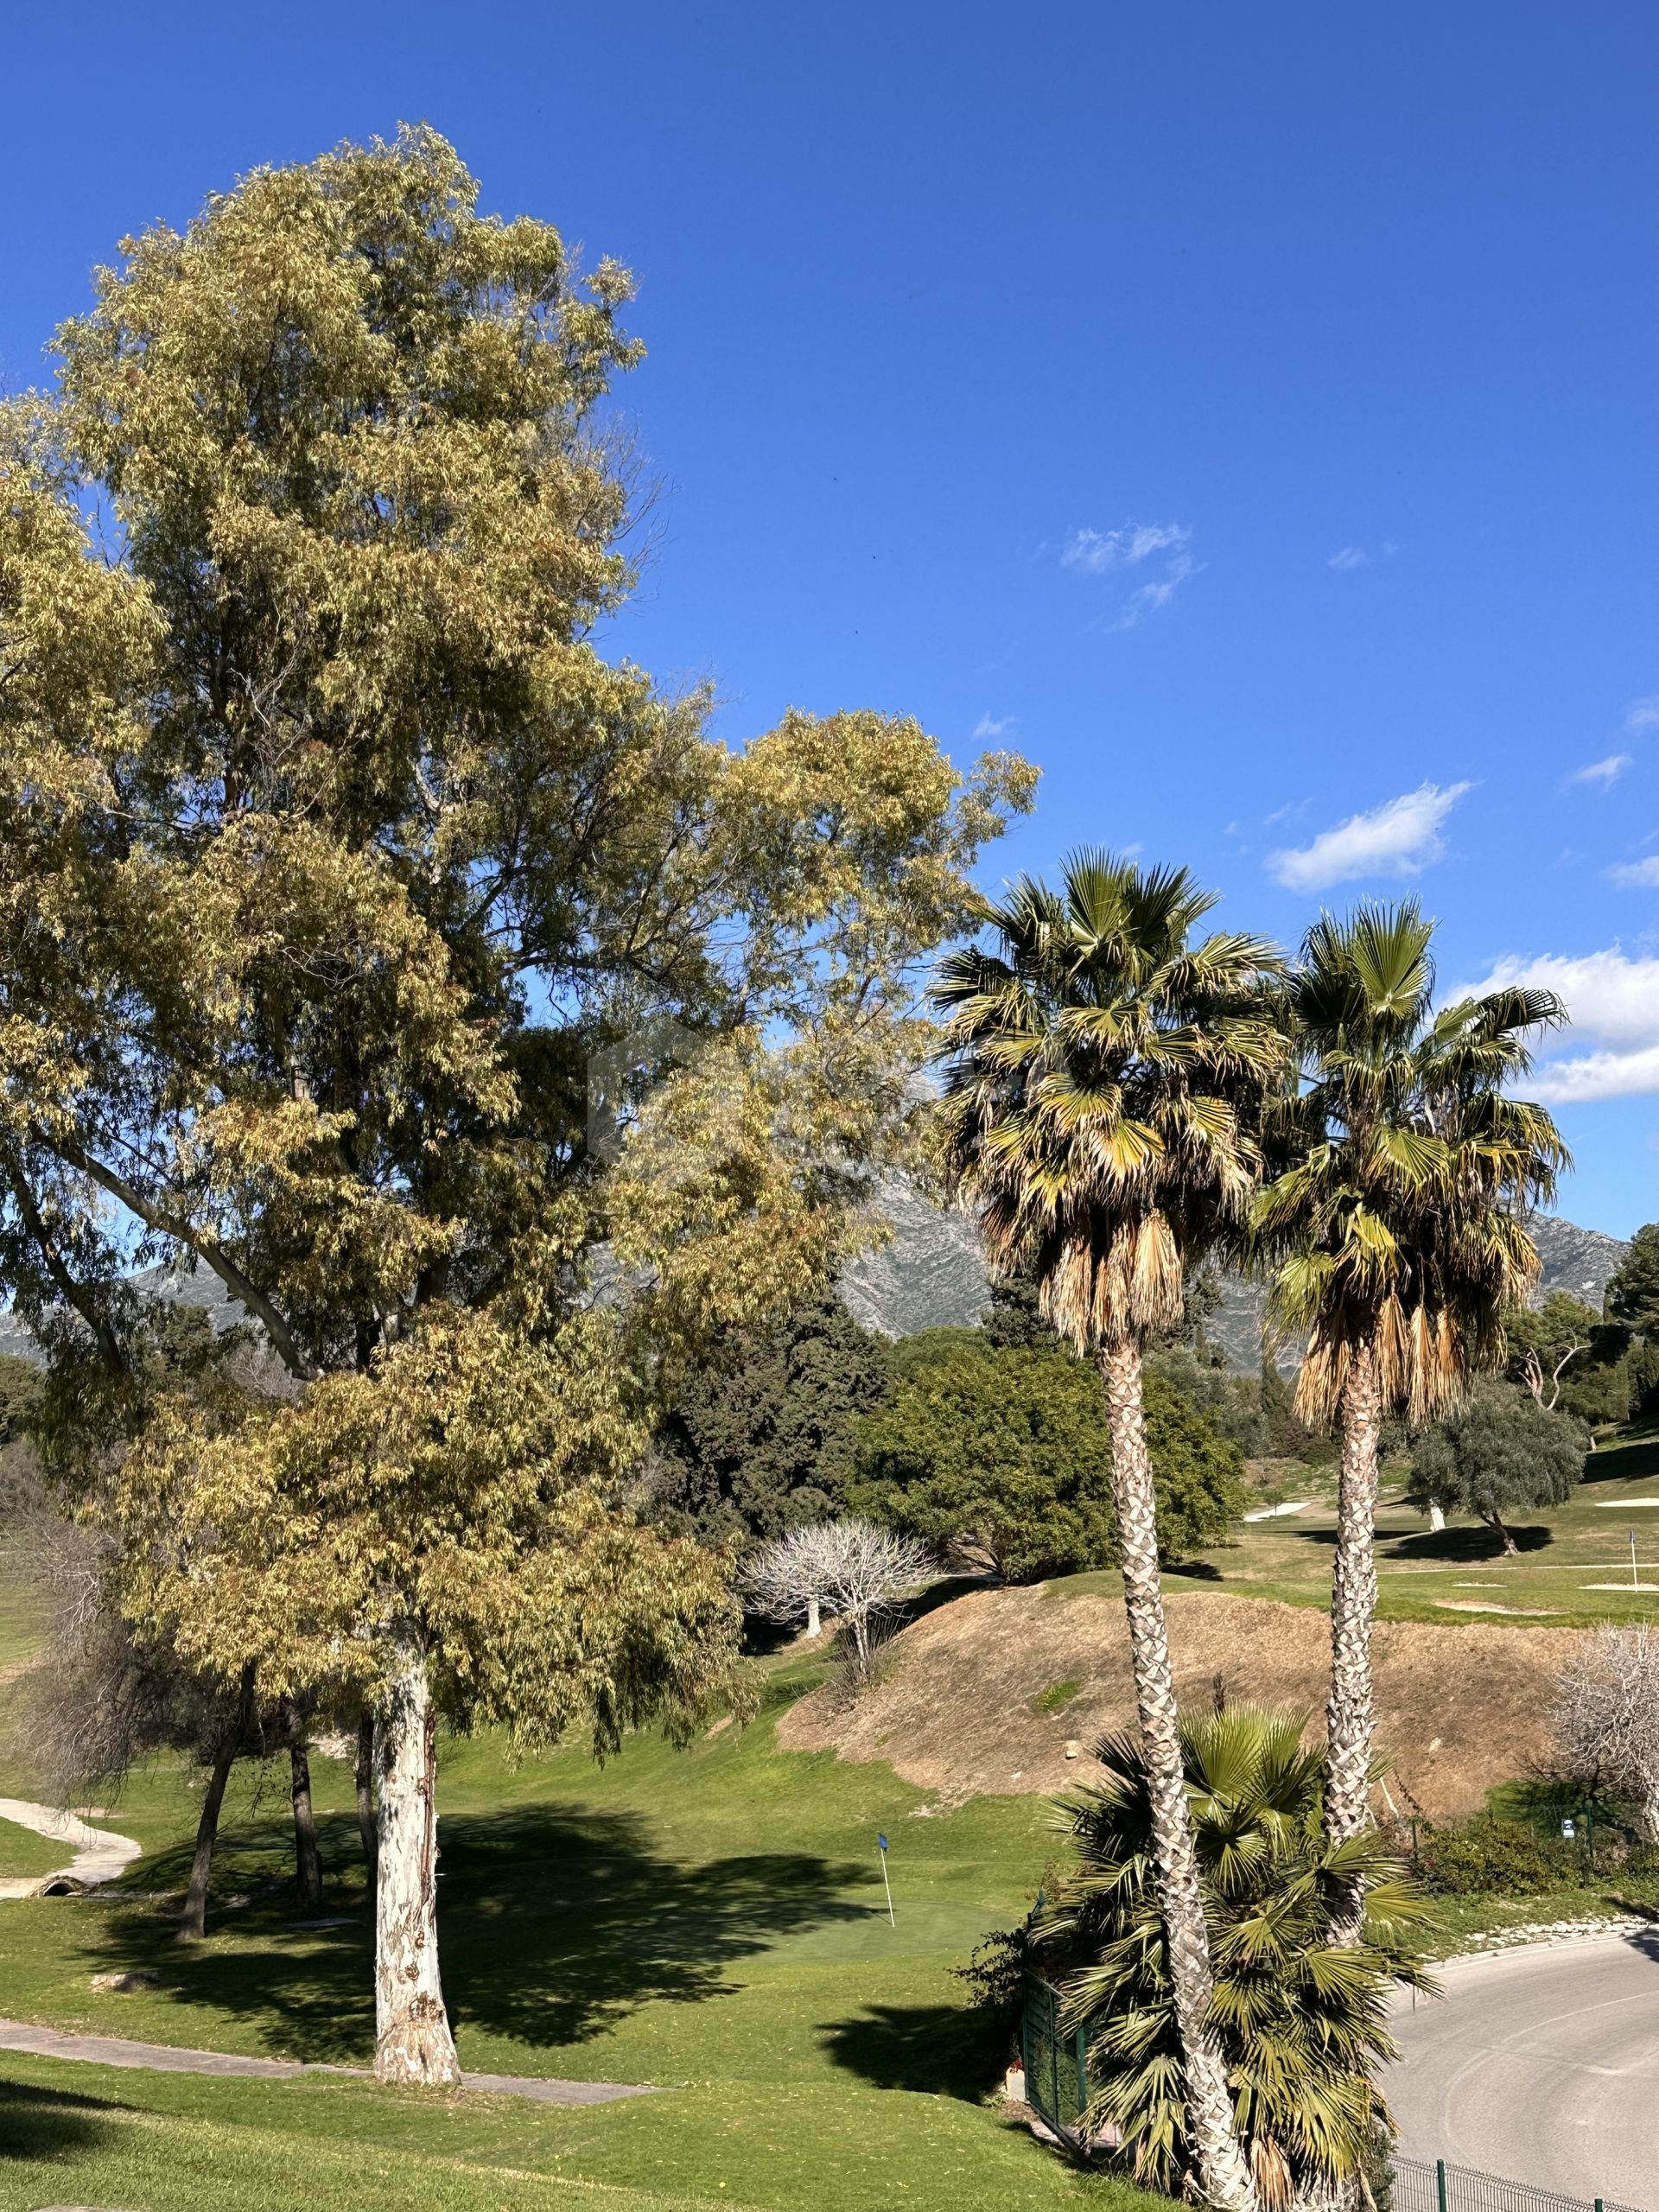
[1020,1977,1089,2138]
[1395,2158,1647,2212]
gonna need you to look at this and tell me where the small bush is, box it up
[1032,1678,1082,1715]
[1417,1815,1583,1895]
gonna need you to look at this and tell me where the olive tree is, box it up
[1408,1381,1587,1555]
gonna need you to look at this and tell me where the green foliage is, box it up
[936,854,1285,1351]
[1147,1342,1268,1457]
[0,1351,41,1444]
[1630,1337,1659,1421]
[1416,1816,1582,1896]
[646,1293,890,1549]
[1408,1379,1588,1548]
[1033,1679,1084,1714]
[1256,1353,1331,1462]
[1033,1707,1434,2203]
[1607,1223,1659,1338]
[848,1338,1243,1579]
[1255,901,1567,1427]
[1505,1294,1630,1427]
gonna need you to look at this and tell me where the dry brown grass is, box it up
[778,1581,1575,1820]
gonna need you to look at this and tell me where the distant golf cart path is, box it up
[0,1797,142,1898]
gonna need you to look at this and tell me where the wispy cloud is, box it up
[1608,856,1659,888]
[1266,781,1473,893]
[1625,696,1659,734]
[1568,753,1633,789]
[1062,522,1190,574]
[973,714,1017,741]
[1328,541,1399,571]
[1061,520,1198,629]
[1454,947,1659,1103]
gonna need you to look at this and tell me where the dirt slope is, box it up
[779,1585,1573,1820]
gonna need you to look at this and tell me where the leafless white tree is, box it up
[1522,1338,1585,1413]
[739,1518,936,1673]
[1554,1625,1659,1840]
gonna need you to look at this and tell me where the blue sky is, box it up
[3,3,1656,1233]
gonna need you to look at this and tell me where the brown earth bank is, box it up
[778,1585,1577,1821]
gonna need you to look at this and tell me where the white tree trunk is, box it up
[373,1633,459,2086]
[1643,1783,1659,1847]
[1427,1498,1446,1534]
[806,1593,821,1638]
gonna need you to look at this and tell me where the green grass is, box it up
[1151,1423,1659,1628]
[0,1657,1157,2212]
[0,1815,72,1881]
[1031,1680,1084,1716]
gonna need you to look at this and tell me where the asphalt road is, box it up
[1387,1932,1659,2206]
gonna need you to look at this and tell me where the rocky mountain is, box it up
[840,1185,1631,1371]
[0,1198,1632,1375]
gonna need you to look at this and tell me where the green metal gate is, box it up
[1020,1976,1090,2138]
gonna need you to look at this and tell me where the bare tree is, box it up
[1521,1338,1584,1413]
[1554,1626,1659,1840]
[740,1519,935,1675]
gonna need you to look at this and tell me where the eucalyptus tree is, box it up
[936,852,1283,2212]
[0,130,1031,2082]
[1253,905,1567,1936]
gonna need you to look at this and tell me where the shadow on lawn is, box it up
[79,1803,868,2067]
[0,2071,124,2163]
[820,2001,1004,2100]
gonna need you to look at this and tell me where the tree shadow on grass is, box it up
[78,1803,868,2069]
[1381,1524,1554,1562]
[0,2072,125,2163]
[819,2001,1004,2099]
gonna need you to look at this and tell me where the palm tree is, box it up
[1034,1706,1434,2211]
[936,852,1284,2212]
[1252,903,1567,1939]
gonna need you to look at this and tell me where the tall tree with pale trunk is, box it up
[1252,904,1567,1944]
[0,130,1032,2083]
[935,852,1284,2212]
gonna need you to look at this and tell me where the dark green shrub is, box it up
[1418,1815,1582,1895]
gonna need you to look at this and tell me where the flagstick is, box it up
[878,1838,894,1925]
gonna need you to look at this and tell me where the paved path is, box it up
[0,2016,654,2104]
[1387,1930,1659,2206]
[0,1800,143,1898]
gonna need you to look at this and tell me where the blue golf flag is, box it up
[877,1833,888,1852]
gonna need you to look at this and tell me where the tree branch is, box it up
[44,1135,315,1381]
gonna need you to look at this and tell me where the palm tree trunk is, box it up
[1099,1339,1258,2212]
[372,1629,459,2085]
[1325,1337,1382,1944]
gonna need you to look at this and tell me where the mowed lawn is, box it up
[0,1650,1154,2212]
[1158,1422,1659,1627]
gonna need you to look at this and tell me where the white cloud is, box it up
[1454,947,1659,1102]
[973,714,1016,740]
[1266,781,1473,893]
[1107,553,1199,630]
[1609,856,1659,888]
[1568,753,1633,788]
[1062,522,1189,574]
[1328,541,1399,570]
[1625,696,1659,734]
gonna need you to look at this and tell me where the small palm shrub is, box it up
[1033,1707,1434,2209]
